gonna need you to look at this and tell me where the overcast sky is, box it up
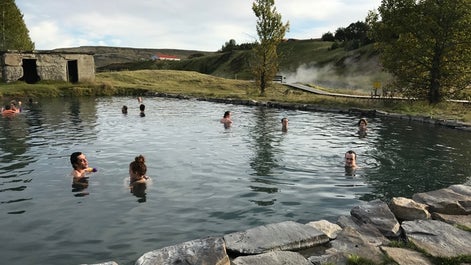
[16,0,381,52]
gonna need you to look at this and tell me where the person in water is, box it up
[122,105,128,114]
[70,152,95,184]
[1,100,22,115]
[344,150,358,168]
[344,150,358,176]
[281,117,288,132]
[220,111,232,128]
[139,104,146,117]
[129,155,150,195]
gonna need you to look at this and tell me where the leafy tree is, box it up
[220,39,237,52]
[1,0,34,51]
[370,0,471,103]
[252,0,289,95]
[321,31,335,42]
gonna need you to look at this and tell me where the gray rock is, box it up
[381,247,433,265]
[306,219,342,240]
[80,261,118,265]
[389,197,431,221]
[412,185,471,215]
[232,251,311,265]
[336,215,390,246]
[308,251,348,265]
[350,199,401,238]
[432,212,471,229]
[327,226,385,264]
[224,221,329,255]
[135,237,229,265]
[402,220,471,258]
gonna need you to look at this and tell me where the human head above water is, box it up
[281,117,288,130]
[358,118,368,127]
[223,111,231,118]
[130,155,147,176]
[70,152,87,170]
[344,150,357,168]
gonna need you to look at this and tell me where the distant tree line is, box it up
[219,39,256,53]
[321,21,373,51]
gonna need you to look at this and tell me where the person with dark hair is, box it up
[129,155,150,195]
[281,117,288,132]
[220,111,232,128]
[70,152,95,182]
[139,104,146,117]
[344,150,358,176]
[358,118,368,137]
[122,105,128,114]
[345,150,357,168]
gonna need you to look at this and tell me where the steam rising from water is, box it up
[281,58,391,92]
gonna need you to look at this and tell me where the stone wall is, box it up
[0,51,95,83]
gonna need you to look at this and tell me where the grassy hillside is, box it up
[54,46,215,68]
[63,39,391,92]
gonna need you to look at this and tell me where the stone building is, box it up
[0,50,95,83]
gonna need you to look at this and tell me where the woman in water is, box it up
[129,155,150,196]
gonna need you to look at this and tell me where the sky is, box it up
[15,0,382,52]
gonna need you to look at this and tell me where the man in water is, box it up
[70,152,92,182]
[345,150,357,168]
[344,150,357,176]
[281,117,288,132]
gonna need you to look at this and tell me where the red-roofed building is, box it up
[151,53,180,61]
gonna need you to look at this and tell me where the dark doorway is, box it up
[22,59,40,84]
[67,60,78,83]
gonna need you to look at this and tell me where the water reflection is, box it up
[0,110,35,214]
[131,182,147,203]
[362,118,471,201]
[248,107,280,177]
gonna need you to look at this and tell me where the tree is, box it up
[321,32,335,42]
[220,39,237,52]
[370,0,471,103]
[252,0,289,95]
[0,0,35,51]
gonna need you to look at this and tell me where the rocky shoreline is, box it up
[86,184,470,265]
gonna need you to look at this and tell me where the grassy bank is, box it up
[1,69,470,124]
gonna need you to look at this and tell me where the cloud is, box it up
[16,0,381,51]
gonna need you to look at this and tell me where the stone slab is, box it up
[135,237,229,265]
[402,220,471,258]
[224,221,329,255]
[381,247,433,265]
[232,251,311,265]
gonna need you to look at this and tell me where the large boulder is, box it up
[135,237,229,265]
[350,199,401,238]
[336,215,390,246]
[326,226,385,264]
[412,184,471,215]
[224,221,329,255]
[389,197,431,221]
[402,220,471,258]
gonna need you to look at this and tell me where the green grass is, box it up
[1,69,470,124]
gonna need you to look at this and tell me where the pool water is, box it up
[1,96,470,265]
